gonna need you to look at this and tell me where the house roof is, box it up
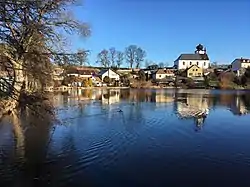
[234,58,250,63]
[156,69,174,74]
[98,69,108,75]
[176,54,209,61]
[186,65,200,71]
[67,68,96,75]
[98,69,119,76]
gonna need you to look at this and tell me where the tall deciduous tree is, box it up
[109,47,116,67]
[75,49,89,66]
[135,47,146,68]
[0,0,90,114]
[125,45,146,69]
[96,49,110,68]
[116,51,124,68]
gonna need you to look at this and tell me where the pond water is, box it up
[1,88,250,187]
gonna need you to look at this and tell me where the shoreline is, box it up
[49,86,250,93]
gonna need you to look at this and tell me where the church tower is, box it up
[195,44,206,54]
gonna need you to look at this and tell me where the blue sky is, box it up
[71,0,250,67]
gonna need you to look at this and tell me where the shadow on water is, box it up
[1,88,250,186]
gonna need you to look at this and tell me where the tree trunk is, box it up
[13,62,25,101]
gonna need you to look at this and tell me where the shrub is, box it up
[244,67,250,78]
[103,76,110,84]
[83,78,93,87]
[138,70,146,81]
[219,72,236,89]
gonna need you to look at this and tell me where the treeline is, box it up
[95,45,146,69]
[94,45,170,69]
[205,67,250,89]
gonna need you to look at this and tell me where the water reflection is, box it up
[54,88,250,122]
[2,89,250,186]
[50,88,250,134]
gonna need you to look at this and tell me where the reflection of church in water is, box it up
[175,93,209,117]
[174,92,210,129]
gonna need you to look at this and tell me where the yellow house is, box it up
[185,65,203,78]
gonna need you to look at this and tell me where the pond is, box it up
[1,88,250,186]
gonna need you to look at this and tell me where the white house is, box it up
[152,68,175,80]
[231,58,250,76]
[174,45,210,70]
[99,69,120,81]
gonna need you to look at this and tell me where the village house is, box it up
[152,68,175,80]
[174,44,210,70]
[66,67,98,87]
[98,69,120,82]
[182,65,203,78]
[66,67,97,79]
[143,65,159,80]
[231,58,250,76]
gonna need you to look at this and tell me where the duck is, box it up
[117,109,123,113]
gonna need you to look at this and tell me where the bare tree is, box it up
[125,45,137,69]
[109,47,116,67]
[116,51,124,68]
[135,47,146,68]
[0,0,90,116]
[125,45,146,69]
[75,49,89,66]
[96,49,110,68]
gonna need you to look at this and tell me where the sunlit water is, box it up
[1,88,250,186]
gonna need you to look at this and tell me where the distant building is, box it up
[66,68,96,79]
[153,68,175,80]
[65,67,98,87]
[98,69,120,81]
[143,65,159,80]
[231,58,250,76]
[182,65,203,78]
[174,44,210,70]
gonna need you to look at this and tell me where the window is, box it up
[204,62,206,66]
[198,73,201,76]
[197,62,199,65]
[159,75,161,78]
[183,61,185,65]
[190,62,192,65]
[193,69,195,71]
[196,69,198,71]
[189,73,193,76]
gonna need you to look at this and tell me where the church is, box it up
[174,44,210,70]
